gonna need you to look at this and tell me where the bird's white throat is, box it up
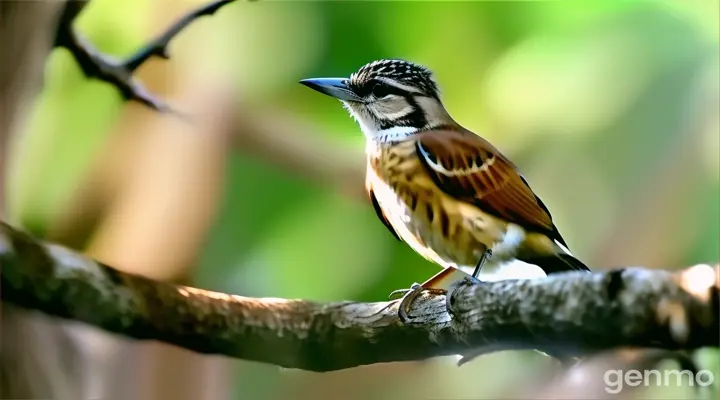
[364,126,419,155]
[343,100,420,142]
[372,126,419,142]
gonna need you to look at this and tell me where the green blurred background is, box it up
[4,0,719,399]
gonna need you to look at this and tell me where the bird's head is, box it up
[300,59,454,140]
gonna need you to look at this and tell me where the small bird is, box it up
[300,59,590,321]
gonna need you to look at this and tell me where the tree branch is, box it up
[1,221,717,371]
[54,0,238,113]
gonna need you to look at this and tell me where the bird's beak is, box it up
[299,78,363,102]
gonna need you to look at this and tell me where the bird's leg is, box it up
[469,248,493,280]
[390,252,492,323]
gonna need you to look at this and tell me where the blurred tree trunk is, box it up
[49,1,234,399]
[0,2,87,399]
[0,1,66,218]
[1,1,232,399]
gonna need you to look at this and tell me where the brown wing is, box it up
[415,129,557,238]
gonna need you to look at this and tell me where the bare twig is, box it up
[1,221,717,371]
[54,0,238,113]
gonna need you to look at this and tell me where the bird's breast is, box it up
[367,142,507,267]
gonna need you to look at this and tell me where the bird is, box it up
[300,59,590,322]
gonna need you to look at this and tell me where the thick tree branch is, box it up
[54,0,238,113]
[1,221,717,371]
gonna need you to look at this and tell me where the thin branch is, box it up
[1,221,717,371]
[54,0,238,113]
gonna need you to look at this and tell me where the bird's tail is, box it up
[523,240,591,275]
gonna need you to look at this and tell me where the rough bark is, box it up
[2,221,717,371]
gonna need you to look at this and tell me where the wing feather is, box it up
[366,187,401,241]
[415,129,557,237]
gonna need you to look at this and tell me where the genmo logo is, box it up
[604,369,715,394]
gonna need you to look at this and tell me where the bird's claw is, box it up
[387,282,421,300]
[391,276,483,324]
[388,283,425,323]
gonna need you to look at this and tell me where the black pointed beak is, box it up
[299,78,363,102]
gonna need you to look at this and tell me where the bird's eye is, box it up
[370,82,392,98]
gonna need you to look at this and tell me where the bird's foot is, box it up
[390,274,484,324]
[388,283,425,323]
